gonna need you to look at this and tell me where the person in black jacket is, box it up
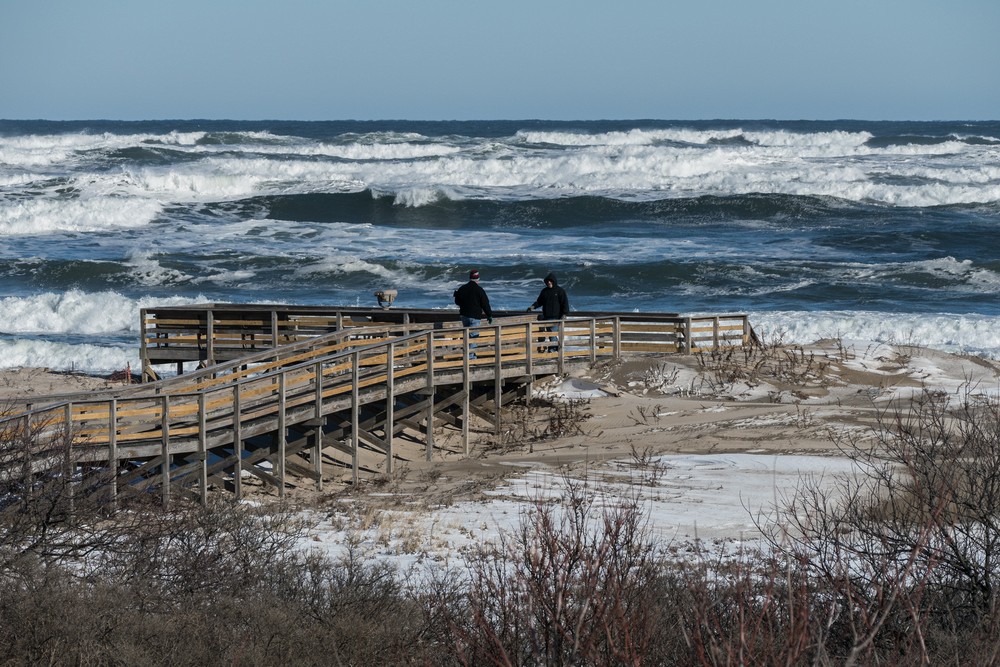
[454,269,493,357]
[526,272,569,352]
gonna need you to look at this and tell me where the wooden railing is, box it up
[140,304,752,381]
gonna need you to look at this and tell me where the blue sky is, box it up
[2,0,997,121]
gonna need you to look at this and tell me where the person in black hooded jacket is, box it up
[527,273,569,352]
[527,272,570,320]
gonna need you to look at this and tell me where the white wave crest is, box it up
[0,290,210,335]
[0,131,206,168]
[0,196,162,235]
[753,310,1000,360]
[0,338,137,374]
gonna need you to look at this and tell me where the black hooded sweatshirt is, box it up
[529,272,570,320]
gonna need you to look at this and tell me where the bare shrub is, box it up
[0,496,439,666]
[432,480,679,665]
[696,330,833,395]
[0,408,153,580]
[490,392,596,453]
[760,385,1000,663]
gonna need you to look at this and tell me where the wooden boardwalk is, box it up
[1,307,752,507]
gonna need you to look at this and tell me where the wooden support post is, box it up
[425,332,435,461]
[161,395,170,508]
[61,404,74,516]
[206,310,215,366]
[197,393,208,506]
[277,372,286,497]
[386,341,395,472]
[713,316,720,350]
[139,307,149,383]
[462,331,471,454]
[351,352,360,484]
[233,383,243,499]
[271,310,279,348]
[493,325,502,434]
[589,319,597,363]
[525,321,534,374]
[314,361,324,491]
[107,399,117,510]
[611,317,622,360]
[684,317,693,353]
[557,323,565,375]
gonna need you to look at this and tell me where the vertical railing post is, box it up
[107,399,117,510]
[314,360,324,491]
[271,310,279,348]
[589,318,597,363]
[139,308,149,383]
[206,310,215,366]
[197,392,208,506]
[462,329,471,453]
[525,322,534,374]
[557,322,565,375]
[713,316,720,350]
[684,317,693,353]
[233,383,243,500]
[64,403,74,515]
[160,395,170,508]
[425,332,435,461]
[493,323,502,434]
[276,373,286,497]
[613,317,621,359]
[386,341,396,472]
[351,352,361,483]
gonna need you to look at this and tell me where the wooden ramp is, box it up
[0,310,753,507]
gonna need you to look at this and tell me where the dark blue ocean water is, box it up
[1,119,999,371]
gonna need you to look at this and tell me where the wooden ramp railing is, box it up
[2,312,753,508]
[139,304,752,382]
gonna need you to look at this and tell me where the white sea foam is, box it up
[124,249,194,286]
[753,310,1000,360]
[6,126,998,207]
[0,290,209,336]
[0,338,136,374]
[0,131,205,168]
[0,196,162,235]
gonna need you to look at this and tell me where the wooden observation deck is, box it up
[1,305,753,508]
